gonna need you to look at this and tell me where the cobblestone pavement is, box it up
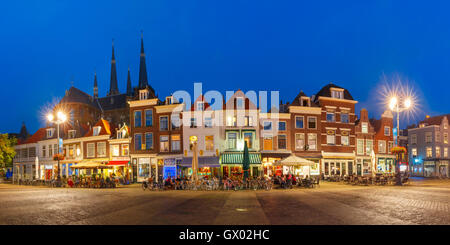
[0,178,449,225]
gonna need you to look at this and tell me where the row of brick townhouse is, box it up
[13,36,402,181]
[13,118,131,181]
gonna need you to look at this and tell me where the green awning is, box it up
[220,153,261,164]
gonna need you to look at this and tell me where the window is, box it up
[69,145,74,157]
[134,111,142,127]
[366,140,373,155]
[326,113,335,122]
[76,145,81,156]
[243,132,253,148]
[278,121,286,131]
[197,102,204,111]
[327,130,335,145]
[378,140,386,153]
[166,96,172,105]
[205,136,214,151]
[160,136,169,152]
[46,129,54,138]
[42,145,46,157]
[362,123,368,133]
[341,135,349,146]
[236,97,244,109]
[244,116,253,127]
[278,135,287,149]
[227,132,237,149]
[426,147,432,158]
[307,133,317,150]
[444,133,448,144]
[226,116,237,126]
[425,132,432,143]
[411,148,417,157]
[68,130,76,139]
[87,143,95,157]
[145,110,153,127]
[295,133,305,150]
[134,134,142,151]
[388,141,394,153]
[331,90,344,99]
[160,116,169,131]
[384,126,391,136]
[111,145,120,157]
[97,142,106,157]
[93,126,101,136]
[139,90,148,100]
[205,117,212,128]
[49,145,53,157]
[145,133,153,150]
[436,147,441,158]
[357,139,364,155]
[411,134,417,144]
[444,148,448,158]
[171,135,181,152]
[171,114,180,130]
[308,117,317,129]
[54,144,58,155]
[190,118,197,128]
[341,113,349,123]
[263,121,272,130]
[263,135,273,151]
[295,116,304,128]
[436,132,441,142]
[119,144,128,156]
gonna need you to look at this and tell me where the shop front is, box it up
[424,161,436,177]
[321,152,355,177]
[438,160,449,178]
[355,157,371,176]
[179,156,220,179]
[132,156,157,182]
[376,157,395,174]
[106,158,132,183]
[162,158,182,179]
[220,152,262,178]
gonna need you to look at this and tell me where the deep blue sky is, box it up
[1,0,449,134]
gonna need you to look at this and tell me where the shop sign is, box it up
[424,161,435,166]
[164,158,176,166]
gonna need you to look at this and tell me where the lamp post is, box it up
[189,136,198,182]
[388,96,412,185]
[47,111,67,187]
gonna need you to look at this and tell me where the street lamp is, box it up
[47,111,67,186]
[388,95,413,185]
[389,96,412,146]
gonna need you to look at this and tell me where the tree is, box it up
[0,134,17,169]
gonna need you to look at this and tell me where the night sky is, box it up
[2,0,449,134]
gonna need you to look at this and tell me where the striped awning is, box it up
[220,153,261,164]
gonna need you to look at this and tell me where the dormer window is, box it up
[117,130,125,139]
[46,128,54,138]
[139,89,149,100]
[166,96,173,105]
[302,98,309,106]
[197,102,204,111]
[68,130,76,139]
[93,126,101,136]
[331,89,344,99]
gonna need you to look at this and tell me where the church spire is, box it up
[108,39,119,96]
[93,71,98,98]
[138,31,149,89]
[126,67,132,96]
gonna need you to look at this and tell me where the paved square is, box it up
[0,178,449,225]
